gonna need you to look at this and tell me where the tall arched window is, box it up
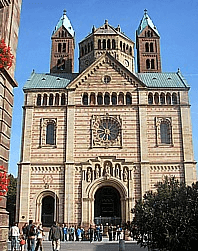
[63,43,66,52]
[151,59,155,69]
[154,93,159,104]
[55,93,59,105]
[112,39,116,49]
[172,93,177,104]
[126,93,132,105]
[103,39,106,50]
[46,123,55,145]
[146,59,150,69]
[145,43,149,52]
[160,93,165,105]
[118,93,124,105]
[104,93,110,105]
[58,43,62,53]
[90,93,96,105]
[120,41,122,50]
[98,40,101,49]
[150,43,154,52]
[49,94,54,106]
[82,93,88,105]
[43,94,47,106]
[97,93,103,105]
[148,93,153,104]
[166,93,171,105]
[37,94,41,106]
[111,93,117,105]
[61,93,66,105]
[107,39,111,49]
[160,122,171,144]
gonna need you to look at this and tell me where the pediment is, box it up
[67,53,146,90]
[52,26,73,39]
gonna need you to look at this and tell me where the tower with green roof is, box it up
[136,9,162,73]
[50,10,75,73]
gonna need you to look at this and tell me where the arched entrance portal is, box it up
[94,186,121,225]
[41,196,54,227]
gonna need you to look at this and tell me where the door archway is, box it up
[94,186,121,225]
[41,196,54,227]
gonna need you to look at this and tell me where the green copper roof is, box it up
[136,71,189,88]
[53,10,75,37]
[137,10,160,36]
[23,72,78,90]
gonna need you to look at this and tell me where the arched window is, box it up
[150,43,154,52]
[98,40,101,49]
[43,94,47,106]
[118,93,124,105]
[151,59,155,69]
[120,41,122,50]
[160,93,165,105]
[58,43,62,53]
[112,39,116,49]
[82,93,88,105]
[103,39,106,50]
[160,122,171,144]
[107,39,111,49]
[49,94,54,106]
[172,93,177,104]
[97,93,103,105]
[148,93,153,104]
[90,93,96,105]
[104,93,110,105]
[91,41,94,51]
[148,30,151,37]
[63,43,66,52]
[154,93,159,104]
[37,94,41,106]
[81,47,84,56]
[145,43,149,52]
[126,93,132,105]
[46,123,55,145]
[61,93,66,105]
[146,59,150,69]
[111,93,117,105]
[129,46,132,55]
[166,93,171,105]
[55,93,59,106]
[88,43,90,53]
[123,43,126,52]
[85,45,87,54]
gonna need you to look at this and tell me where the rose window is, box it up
[92,114,122,148]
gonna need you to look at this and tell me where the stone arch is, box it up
[35,190,59,225]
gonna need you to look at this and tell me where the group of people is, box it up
[9,220,44,251]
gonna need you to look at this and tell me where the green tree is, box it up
[132,177,198,251]
[6,174,17,226]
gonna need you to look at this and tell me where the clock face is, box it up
[124,59,129,67]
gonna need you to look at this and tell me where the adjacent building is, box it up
[0,0,22,249]
[16,10,196,229]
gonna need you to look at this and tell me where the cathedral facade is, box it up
[16,10,196,228]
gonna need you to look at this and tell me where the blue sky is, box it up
[9,0,198,176]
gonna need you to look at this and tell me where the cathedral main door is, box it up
[41,196,54,227]
[94,186,121,225]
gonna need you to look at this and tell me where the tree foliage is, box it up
[6,174,17,225]
[132,177,198,251]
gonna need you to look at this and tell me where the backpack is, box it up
[29,225,37,236]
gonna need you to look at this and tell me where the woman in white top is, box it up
[35,223,44,251]
[11,222,20,251]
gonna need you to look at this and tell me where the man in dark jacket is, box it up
[49,222,63,251]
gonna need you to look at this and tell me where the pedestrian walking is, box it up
[26,220,37,251]
[49,221,62,251]
[35,223,44,251]
[11,222,20,251]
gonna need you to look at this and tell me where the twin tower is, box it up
[50,10,162,74]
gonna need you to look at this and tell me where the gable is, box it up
[67,53,145,91]
[138,25,160,38]
[52,26,73,39]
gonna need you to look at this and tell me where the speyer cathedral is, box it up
[16,10,196,228]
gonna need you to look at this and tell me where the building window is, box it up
[172,93,178,104]
[49,94,53,106]
[118,93,124,105]
[126,93,132,105]
[151,59,155,69]
[145,43,149,52]
[61,93,66,105]
[90,93,96,105]
[55,93,59,105]
[112,39,116,49]
[98,40,101,50]
[156,117,172,146]
[148,93,153,104]
[37,94,41,106]
[103,39,106,50]
[97,93,103,105]
[46,123,55,145]
[150,43,154,52]
[160,93,165,105]
[146,59,150,69]
[107,39,111,49]
[112,93,117,105]
[166,93,171,104]
[103,75,111,84]
[104,93,110,105]
[58,43,62,53]
[83,93,88,105]
[43,94,47,106]
[154,93,159,104]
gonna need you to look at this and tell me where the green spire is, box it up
[137,9,160,36]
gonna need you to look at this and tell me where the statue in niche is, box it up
[104,162,111,179]
[123,168,128,182]
[115,164,120,178]
[87,168,92,182]
[95,165,100,179]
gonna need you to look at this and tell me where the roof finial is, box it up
[63,9,67,17]
[144,9,148,14]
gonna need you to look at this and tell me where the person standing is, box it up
[27,220,37,251]
[99,224,103,241]
[108,224,113,241]
[11,222,20,251]
[35,223,44,251]
[62,224,68,241]
[49,222,62,251]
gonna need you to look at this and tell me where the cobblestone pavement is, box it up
[8,239,148,251]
